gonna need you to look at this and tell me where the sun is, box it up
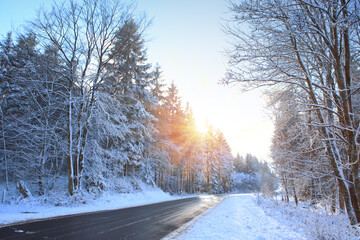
[195,116,208,134]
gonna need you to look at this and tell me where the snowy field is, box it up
[0,188,182,226]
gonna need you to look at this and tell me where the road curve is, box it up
[0,195,225,240]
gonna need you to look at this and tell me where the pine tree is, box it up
[160,82,185,193]
[105,19,156,177]
[0,32,67,195]
[203,125,218,193]
[215,131,234,193]
[143,65,168,186]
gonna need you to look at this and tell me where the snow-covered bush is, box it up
[258,196,360,240]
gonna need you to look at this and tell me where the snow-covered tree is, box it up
[105,18,156,177]
[32,0,134,195]
[214,131,234,193]
[0,0,238,201]
[0,32,67,195]
[225,0,360,224]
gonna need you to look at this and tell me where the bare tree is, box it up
[31,0,133,195]
[225,0,360,224]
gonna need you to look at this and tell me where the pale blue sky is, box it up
[0,0,273,159]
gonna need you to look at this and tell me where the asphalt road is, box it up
[0,195,225,240]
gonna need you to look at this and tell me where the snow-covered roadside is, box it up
[0,188,183,226]
[258,196,360,240]
[166,194,308,240]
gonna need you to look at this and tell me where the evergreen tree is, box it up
[215,131,234,193]
[105,19,156,177]
[0,32,67,195]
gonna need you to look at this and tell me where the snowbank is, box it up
[258,196,360,240]
[0,187,181,226]
[167,194,307,240]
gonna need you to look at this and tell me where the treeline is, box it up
[152,85,234,194]
[233,154,277,195]
[0,0,236,200]
[225,0,360,225]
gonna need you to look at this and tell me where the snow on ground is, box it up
[3,187,358,240]
[258,196,360,240]
[0,188,182,226]
[167,194,308,240]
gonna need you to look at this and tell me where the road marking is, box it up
[98,217,152,234]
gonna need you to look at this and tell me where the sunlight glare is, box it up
[195,115,208,134]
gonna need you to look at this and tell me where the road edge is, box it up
[162,195,228,240]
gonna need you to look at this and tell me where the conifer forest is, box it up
[0,0,274,204]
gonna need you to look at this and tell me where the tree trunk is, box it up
[330,182,337,214]
[292,181,298,206]
[282,175,289,203]
[328,147,359,225]
[67,89,75,196]
[339,187,345,212]
[1,106,9,191]
[2,189,6,204]
[17,181,32,198]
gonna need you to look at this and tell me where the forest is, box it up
[0,0,276,204]
[225,0,360,225]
